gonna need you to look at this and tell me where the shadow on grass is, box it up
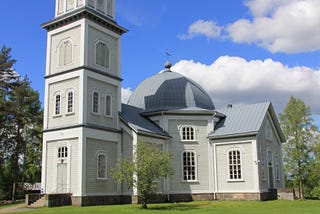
[147,202,205,211]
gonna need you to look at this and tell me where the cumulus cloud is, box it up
[121,87,133,104]
[227,0,320,53]
[178,20,222,40]
[180,0,320,53]
[171,56,320,114]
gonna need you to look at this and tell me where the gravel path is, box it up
[0,203,35,213]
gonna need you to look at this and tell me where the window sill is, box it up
[227,179,245,183]
[180,140,198,143]
[96,178,108,181]
[53,114,62,118]
[91,112,101,116]
[181,180,199,183]
[104,114,113,118]
[66,112,75,116]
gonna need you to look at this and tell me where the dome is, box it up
[127,68,215,112]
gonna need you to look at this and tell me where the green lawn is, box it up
[3,200,320,214]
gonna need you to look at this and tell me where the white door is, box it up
[57,161,68,192]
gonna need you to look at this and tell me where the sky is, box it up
[0,0,319,126]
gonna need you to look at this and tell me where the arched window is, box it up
[95,41,110,68]
[97,153,107,179]
[59,39,73,66]
[105,94,112,117]
[228,150,242,180]
[67,90,74,113]
[55,93,61,115]
[97,0,104,12]
[58,146,68,158]
[92,91,100,113]
[180,126,195,141]
[182,151,197,181]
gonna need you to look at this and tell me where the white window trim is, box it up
[179,125,197,142]
[53,91,62,117]
[260,148,267,181]
[104,93,112,118]
[181,150,198,182]
[227,148,244,182]
[94,40,111,70]
[92,90,100,115]
[65,89,75,115]
[96,151,108,180]
[57,38,74,68]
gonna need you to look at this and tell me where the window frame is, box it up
[57,146,68,159]
[104,93,112,117]
[66,89,75,115]
[180,125,196,142]
[181,150,198,182]
[54,92,62,116]
[92,90,100,114]
[58,38,73,67]
[94,40,110,69]
[227,149,243,181]
[97,152,107,180]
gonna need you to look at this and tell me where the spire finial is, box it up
[164,49,172,72]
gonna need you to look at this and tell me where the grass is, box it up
[2,200,320,214]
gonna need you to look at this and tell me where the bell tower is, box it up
[41,0,127,205]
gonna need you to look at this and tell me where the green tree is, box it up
[0,46,42,201]
[306,131,320,198]
[279,96,317,198]
[112,142,174,208]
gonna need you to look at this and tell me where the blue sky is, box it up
[0,0,319,126]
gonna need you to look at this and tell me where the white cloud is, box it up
[227,0,320,53]
[178,20,222,40]
[121,87,133,104]
[171,56,320,114]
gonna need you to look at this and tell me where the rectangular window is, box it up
[58,0,64,14]
[66,0,75,11]
[105,95,111,116]
[93,91,99,113]
[59,40,72,66]
[182,151,196,181]
[67,91,73,113]
[55,94,61,115]
[229,150,242,180]
[181,126,195,141]
[97,153,107,179]
[58,146,68,158]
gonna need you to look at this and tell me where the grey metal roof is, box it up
[120,104,170,138]
[210,102,281,139]
[127,71,215,112]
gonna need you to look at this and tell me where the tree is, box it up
[0,46,42,201]
[279,96,317,198]
[112,142,174,208]
[306,131,320,198]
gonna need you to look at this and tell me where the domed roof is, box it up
[127,67,215,112]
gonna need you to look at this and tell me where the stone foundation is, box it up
[71,195,132,206]
[46,193,72,207]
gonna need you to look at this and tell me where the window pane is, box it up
[105,95,111,116]
[182,151,196,181]
[67,91,73,113]
[93,92,99,113]
[55,95,61,115]
[228,150,241,180]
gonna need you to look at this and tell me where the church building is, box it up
[40,0,285,206]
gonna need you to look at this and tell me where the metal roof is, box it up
[127,71,215,112]
[210,102,284,140]
[120,104,170,138]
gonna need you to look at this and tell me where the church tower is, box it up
[41,0,127,205]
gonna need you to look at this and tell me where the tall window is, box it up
[97,0,104,12]
[275,154,280,180]
[95,41,110,68]
[228,150,242,180]
[59,39,73,66]
[181,126,195,141]
[58,146,68,158]
[92,91,99,113]
[57,0,64,14]
[107,0,113,16]
[105,94,112,116]
[260,149,266,180]
[66,0,75,11]
[67,91,74,113]
[182,151,197,181]
[55,94,61,115]
[97,153,107,179]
